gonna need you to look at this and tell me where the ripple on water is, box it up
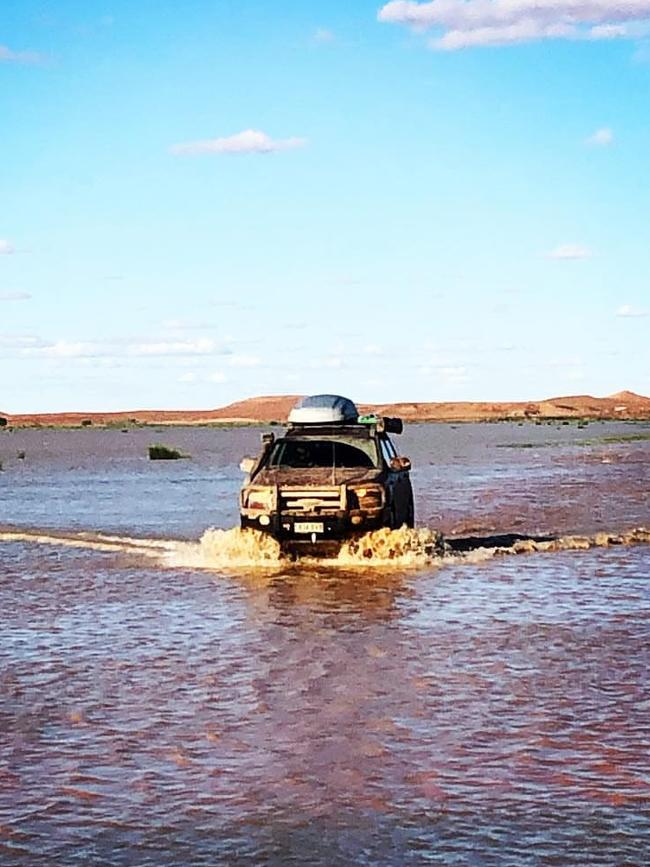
[1,540,650,865]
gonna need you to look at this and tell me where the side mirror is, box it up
[390,456,411,472]
[383,417,403,435]
[239,456,256,474]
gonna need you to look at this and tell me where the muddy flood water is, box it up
[1,421,649,866]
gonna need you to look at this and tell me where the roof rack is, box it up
[286,423,372,438]
[285,395,403,434]
[288,394,358,425]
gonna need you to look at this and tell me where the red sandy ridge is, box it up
[3,391,650,427]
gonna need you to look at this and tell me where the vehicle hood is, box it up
[251,466,382,487]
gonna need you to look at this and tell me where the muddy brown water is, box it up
[1,421,649,865]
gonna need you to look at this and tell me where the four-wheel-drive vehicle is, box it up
[239,395,414,546]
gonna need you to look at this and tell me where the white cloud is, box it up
[228,354,261,368]
[565,367,586,381]
[547,243,592,260]
[377,0,650,49]
[171,129,307,156]
[31,340,98,358]
[419,363,469,381]
[160,318,222,332]
[590,24,628,39]
[129,337,223,356]
[0,334,46,349]
[12,335,232,361]
[616,304,648,318]
[0,291,31,301]
[314,28,335,43]
[312,356,344,369]
[436,20,578,49]
[0,45,43,64]
[176,370,228,384]
[586,127,614,146]
[440,365,468,382]
[0,240,15,255]
[545,354,583,368]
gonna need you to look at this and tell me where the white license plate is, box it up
[294,521,324,534]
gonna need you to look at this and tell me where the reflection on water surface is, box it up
[2,543,649,865]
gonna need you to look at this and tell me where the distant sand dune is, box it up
[3,391,650,427]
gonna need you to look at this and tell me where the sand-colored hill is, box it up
[2,391,650,427]
[367,391,650,421]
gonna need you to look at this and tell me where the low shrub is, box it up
[148,443,188,461]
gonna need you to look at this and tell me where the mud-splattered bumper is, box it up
[240,510,385,540]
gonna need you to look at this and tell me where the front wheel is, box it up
[404,490,415,527]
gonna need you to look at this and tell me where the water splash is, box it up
[159,526,445,570]
[1,525,649,572]
[164,527,283,569]
[335,526,444,566]
[446,527,650,565]
[0,527,174,558]
[164,525,650,571]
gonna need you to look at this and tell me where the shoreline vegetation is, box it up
[1,390,649,430]
[147,444,190,461]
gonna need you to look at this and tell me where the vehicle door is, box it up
[379,435,403,523]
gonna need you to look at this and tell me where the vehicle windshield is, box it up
[268,438,377,469]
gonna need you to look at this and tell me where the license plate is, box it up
[294,521,324,534]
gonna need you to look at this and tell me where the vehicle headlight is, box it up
[243,487,274,510]
[348,484,384,509]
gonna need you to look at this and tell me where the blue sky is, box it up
[1,0,649,412]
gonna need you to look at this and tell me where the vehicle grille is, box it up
[279,486,344,515]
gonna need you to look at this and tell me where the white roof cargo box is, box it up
[288,394,359,425]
